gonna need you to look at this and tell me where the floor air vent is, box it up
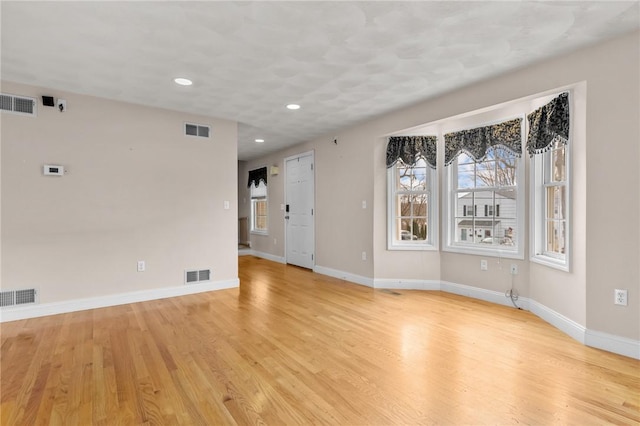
[0,289,38,308]
[0,93,36,116]
[185,123,210,138]
[185,269,211,284]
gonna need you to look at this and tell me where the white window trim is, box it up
[387,163,438,251]
[442,118,526,260]
[530,118,572,272]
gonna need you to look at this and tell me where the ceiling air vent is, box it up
[185,269,212,284]
[0,93,36,116]
[0,288,38,308]
[185,122,210,138]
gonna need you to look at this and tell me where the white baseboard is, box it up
[313,265,374,287]
[441,280,530,311]
[585,329,640,360]
[528,299,586,344]
[0,278,239,323]
[373,278,440,291]
[249,250,286,264]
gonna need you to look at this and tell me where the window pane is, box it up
[495,157,517,186]
[411,217,428,241]
[470,191,495,245]
[496,190,517,245]
[551,145,566,182]
[397,166,411,190]
[546,220,566,255]
[475,160,495,187]
[457,163,474,189]
[496,189,516,218]
[474,191,494,217]
[412,167,427,190]
[397,219,412,240]
[398,194,410,217]
[411,194,428,217]
[457,192,473,217]
[546,186,566,220]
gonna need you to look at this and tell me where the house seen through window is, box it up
[454,147,518,248]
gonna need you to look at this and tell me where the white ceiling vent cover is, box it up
[185,269,212,284]
[0,93,36,116]
[185,122,210,138]
[0,288,38,308]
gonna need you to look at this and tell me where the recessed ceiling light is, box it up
[286,104,301,110]
[255,139,265,143]
[174,77,193,86]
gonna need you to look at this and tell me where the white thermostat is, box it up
[43,164,64,176]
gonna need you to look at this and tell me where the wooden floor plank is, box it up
[1,255,639,425]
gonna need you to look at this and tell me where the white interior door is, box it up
[285,152,315,269]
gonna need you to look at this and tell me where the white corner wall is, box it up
[1,82,239,316]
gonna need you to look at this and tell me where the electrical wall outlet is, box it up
[137,260,145,272]
[510,264,518,275]
[480,259,488,271]
[614,289,628,306]
[362,251,367,261]
[57,99,66,112]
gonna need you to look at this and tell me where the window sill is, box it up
[387,243,438,252]
[443,244,523,260]
[531,254,569,272]
[250,230,268,236]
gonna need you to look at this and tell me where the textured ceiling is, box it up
[2,1,638,160]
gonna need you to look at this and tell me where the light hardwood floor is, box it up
[2,256,639,425]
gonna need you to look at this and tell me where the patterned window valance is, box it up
[527,92,570,156]
[386,136,437,169]
[444,118,522,166]
[247,167,267,188]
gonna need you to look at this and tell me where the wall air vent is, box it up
[185,269,212,284]
[0,288,38,308]
[185,122,210,138]
[0,93,36,116]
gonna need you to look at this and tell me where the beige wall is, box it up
[245,31,639,341]
[1,82,238,303]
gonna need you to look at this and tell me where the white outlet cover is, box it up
[614,289,628,306]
